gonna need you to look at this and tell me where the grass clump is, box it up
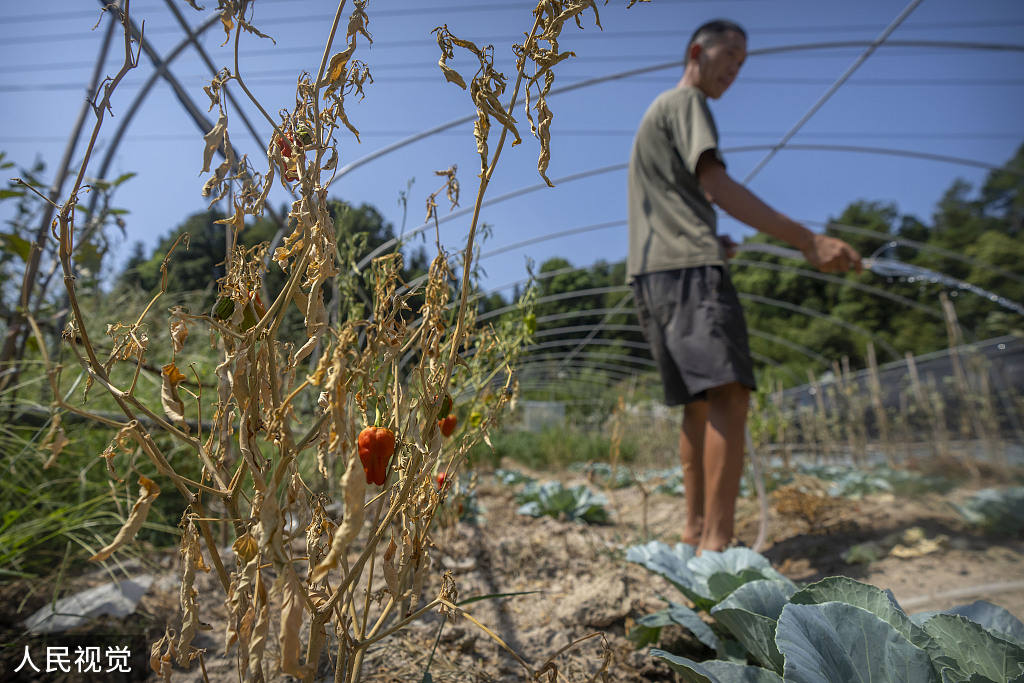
[470,426,639,471]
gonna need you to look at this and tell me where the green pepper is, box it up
[212,296,235,320]
[434,392,453,420]
[296,123,316,146]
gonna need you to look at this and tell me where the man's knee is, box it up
[707,382,751,406]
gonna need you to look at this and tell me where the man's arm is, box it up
[697,153,862,274]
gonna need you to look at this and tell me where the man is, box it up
[626,19,862,553]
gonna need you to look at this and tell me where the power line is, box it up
[5,8,1023,39]
[5,39,1023,92]
[741,0,926,185]
[4,130,1022,145]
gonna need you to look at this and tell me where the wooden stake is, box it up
[807,368,832,461]
[865,342,895,467]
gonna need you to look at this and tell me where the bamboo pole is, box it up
[773,379,792,472]
[897,391,914,463]
[971,352,1007,467]
[905,351,946,459]
[840,355,868,467]
[807,368,832,462]
[940,293,990,468]
[797,405,818,464]
[865,342,896,467]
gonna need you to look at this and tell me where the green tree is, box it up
[119,209,236,296]
[979,142,1024,236]
[118,200,429,304]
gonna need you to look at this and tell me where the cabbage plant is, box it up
[955,487,1024,536]
[515,481,609,524]
[628,541,1024,682]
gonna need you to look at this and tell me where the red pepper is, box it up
[276,135,293,158]
[438,415,458,438]
[275,133,299,181]
[358,425,395,486]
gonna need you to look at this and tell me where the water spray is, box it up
[735,242,1024,317]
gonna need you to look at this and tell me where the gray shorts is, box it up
[631,266,755,406]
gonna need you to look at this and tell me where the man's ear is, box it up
[688,41,703,63]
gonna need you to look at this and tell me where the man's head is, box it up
[683,19,747,99]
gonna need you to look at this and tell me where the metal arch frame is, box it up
[517,350,658,370]
[478,280,901,360]
[393,260,904,387]
[738,292,900,359]
[530,323,643,338]
[390,238,1006,394]
[69,5,1021,395]
[335,37,1024,183]
[81,0,298,284]
[516,359,648,383]
[88,3,274,211]
[746,330,831,366]
[68,7,1022,269]
[729,258,947,322]
[354,141,1015,275]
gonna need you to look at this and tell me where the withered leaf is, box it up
[150,628,176,683]
[382,537,401,600]
[438,62,466,89]
[176,521,203,667]
[89,475,161,561]
[161,362,190,434]
[201,111,228,174]
[41,413,69,470]
[322,45,356,89]
[311,454,366,583]
[276,571,309,679]
[217,10,235,46]
[168,308,191,354]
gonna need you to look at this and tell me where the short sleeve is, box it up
[672,91,722,176]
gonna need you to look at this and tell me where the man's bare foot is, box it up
[697,535,733,554]
[682,524,703,547]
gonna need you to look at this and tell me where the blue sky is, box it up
[2,0,1022,298]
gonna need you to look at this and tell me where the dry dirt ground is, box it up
[3,458,1023,682]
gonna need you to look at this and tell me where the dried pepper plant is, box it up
[18,0,628,680]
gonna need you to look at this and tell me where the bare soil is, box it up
[3,458,1023,682]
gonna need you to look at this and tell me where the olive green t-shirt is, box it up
[626,87,726,281]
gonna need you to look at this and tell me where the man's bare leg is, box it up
[680,400,709,546]
[699,382,750,553]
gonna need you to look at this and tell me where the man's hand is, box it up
[802,234,863,274]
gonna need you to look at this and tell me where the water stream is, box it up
[736,242,1024,317]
